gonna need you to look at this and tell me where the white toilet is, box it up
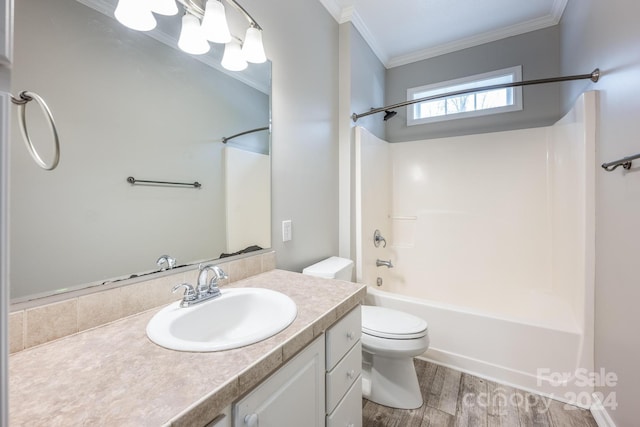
[302,257,430,410]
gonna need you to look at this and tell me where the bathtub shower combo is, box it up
[354,92,596,406]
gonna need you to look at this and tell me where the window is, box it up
[407,66,523,126]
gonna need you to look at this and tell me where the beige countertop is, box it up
[9,269,366,426]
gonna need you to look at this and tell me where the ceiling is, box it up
[318,0,568,68]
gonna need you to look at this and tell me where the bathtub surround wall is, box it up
[224,147,271,252]
[355,91,595,401]
[385,26,561,142]
[353,128,390,287]
[560,1,640,425]
[9,251,276,353]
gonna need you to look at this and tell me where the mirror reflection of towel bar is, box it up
[126,176,202,188]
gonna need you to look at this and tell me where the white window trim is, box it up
[406,65,523,126]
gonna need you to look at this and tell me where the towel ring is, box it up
[11,91,60,171]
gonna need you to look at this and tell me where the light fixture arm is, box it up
[177,0,261,30]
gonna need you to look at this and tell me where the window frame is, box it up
[406,65,523,126]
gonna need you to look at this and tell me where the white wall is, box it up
[560,1,640,425]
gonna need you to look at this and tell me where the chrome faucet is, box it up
[156,254,176,271]
[376,259,394,268]
[172,264,228,307]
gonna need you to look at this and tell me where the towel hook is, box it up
[11,91,60,171]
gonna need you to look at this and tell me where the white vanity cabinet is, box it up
[233,336,326,427]
[325,306,362,427]
[231,306,363,427]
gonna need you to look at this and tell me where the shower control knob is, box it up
[244,413,259,427]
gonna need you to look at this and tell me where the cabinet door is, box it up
[234,337,325,427]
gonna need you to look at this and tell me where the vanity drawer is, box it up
[326,305,361,370]
[326,376,362,427]
[326,341,361,414]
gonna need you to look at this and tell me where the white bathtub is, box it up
[364,285,593,406]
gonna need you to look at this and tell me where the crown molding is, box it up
[344,7,389,66]
[387,4,568,68]
[316,0,343,22]
[318,0,569,69]
[551,0,569,23]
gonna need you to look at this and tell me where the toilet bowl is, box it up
[302,257,430,410]
[361,305,429,409]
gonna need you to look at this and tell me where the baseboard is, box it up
[590,393,617,427]
[419,348,593,409]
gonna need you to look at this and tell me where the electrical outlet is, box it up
[282,220,292,242]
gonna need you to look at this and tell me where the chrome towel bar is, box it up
[601,153,640,171]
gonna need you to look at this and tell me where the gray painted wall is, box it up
[385,26,561,142]
[337,23,386,261]
[349,23,386,140]
[246,0,340,272]
[560,1,640,425]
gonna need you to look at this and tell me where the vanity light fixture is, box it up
[114,0,157,31]
[201,0,231,43]
[177,12,210,55]
[113,0,266,70]
[221,38,248,71]
[150,0,180,16]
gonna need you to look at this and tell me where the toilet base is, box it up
[362,354,423,409]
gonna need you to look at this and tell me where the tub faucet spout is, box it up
[376,259,394,268]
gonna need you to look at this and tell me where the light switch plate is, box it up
[282,220,292,242]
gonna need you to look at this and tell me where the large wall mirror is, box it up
[10,0,271,301]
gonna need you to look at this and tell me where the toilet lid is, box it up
[361,306,428,340]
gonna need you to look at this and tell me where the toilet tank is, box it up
[302,256,354,281]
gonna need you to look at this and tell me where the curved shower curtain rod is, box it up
[352,68,600,122]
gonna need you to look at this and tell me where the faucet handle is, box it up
[207,267,227,297]
[211,266,228,280]
[172,283,196,302]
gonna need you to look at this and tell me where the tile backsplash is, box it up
[9,251,276,353]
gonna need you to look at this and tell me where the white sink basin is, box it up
[146,287,297,352]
